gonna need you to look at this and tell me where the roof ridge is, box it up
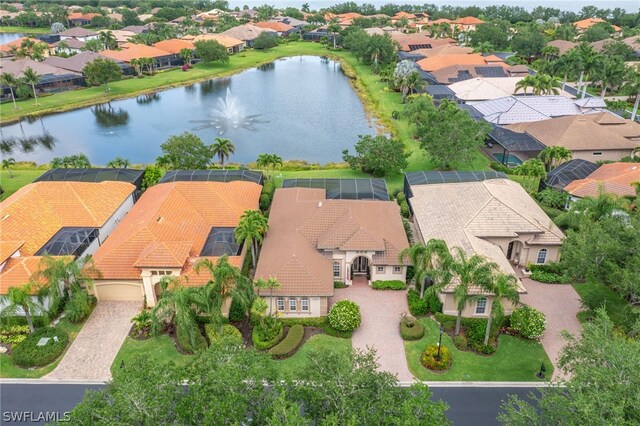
[66,181,100,224]
[277,254,320,285]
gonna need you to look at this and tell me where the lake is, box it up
[0,56,378,166]
[0,33,23,44]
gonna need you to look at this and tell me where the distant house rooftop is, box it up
[564,162,640,198]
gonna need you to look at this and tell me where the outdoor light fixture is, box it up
[536,363,546,379]
[120,360,125,369]
[436,325,444,360]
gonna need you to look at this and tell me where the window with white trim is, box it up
[276,297,285,312]
[475,297,487,315]
[537,249,548,264]
[301,297,309,311]
[289,298,297,311]
[393,266,402,274]
[333,261,340,278]
[377,266,385,273]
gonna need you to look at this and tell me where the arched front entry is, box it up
[351,255,369,275]
[506,241,524,265]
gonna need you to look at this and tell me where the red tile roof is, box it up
[565,163,640,198]
[254,21,294,32]
[101,43,172,62]
[152,39,194,54]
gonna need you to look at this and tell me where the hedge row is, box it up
[372,280,406,290]
[12,327,68,368]
[276,316,354,338]
[252,325,284,350]
[269,325,304,359]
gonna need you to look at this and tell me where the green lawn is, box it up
[405,318,553,381]
[0,26,49,34]
[572,279,630,326]
[508,175,540,194]
[0,169,44,201]
[111,335,193,376]
[0,316,86,378]
[269,334,352,380]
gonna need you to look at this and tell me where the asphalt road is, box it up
[0,383,536,425]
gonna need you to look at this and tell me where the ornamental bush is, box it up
[0,325,30,345]
[176,325,207,354]
[510,306,546,340]
[372,280,407,290]
[251,322,284,350]
[65,290,95,323]
[420,344,451,371]
[400,315,425,340]
[453,335,467,350]
[269,325,304,358]
[328,300,362,332]
[12,327,68,368]
[228,298,246,322]
[205,324,243,346]
[407,289,429,316]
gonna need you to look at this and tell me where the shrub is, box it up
[176,325,207,354]
[406,265,415,282]
[396,192,406,203]
[402,218,413,241]
[465,319,488,347]
[12,327,68,368]
[400,315,425,340]
[280,317,326,328]
[328,300,362,332]
[511,306,546,339]
[420,344,451,371]
[530,270,566,283]
[407,289,429,316]
[453,335,467,350]
[205,323,243,346]
[372,280,406,290]
[65,290,94,323]
[131,310,152,338]
[489,161,510,173]
[399,199,410,218]
[334,281,347,289]
[269,325,304,358]
[472,343,496,355]
[252,322,284,350]
[425,291,443,314]
[0,325,30,345]
[228,298,246,322]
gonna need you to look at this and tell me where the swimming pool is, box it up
[492,153,523,167]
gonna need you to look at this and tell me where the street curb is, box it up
[0,379,108,385]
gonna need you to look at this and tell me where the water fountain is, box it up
[190,88,266,135]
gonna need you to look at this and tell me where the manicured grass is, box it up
[0,26,49,34]
[111,335,192,375]
[269,334,352,380]
[572,279,630,326]
[0,316,86,379]
[405,318,553,381]
[0,169,44,201]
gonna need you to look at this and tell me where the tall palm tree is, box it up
[514,159,546,193]
[106,156,130,168]
[597,57,626,98]
[235,210,269,269]
[179,48,193,65]
[0,283,46,333]
[573,43,602,98]
[327,18,340,49]
[482,273,520,345]
[211,137,235,169]
[151,276,201,349]
[556,189,629,230]
[535,74,561,95]
[255,276,280,316]
[2,157,16,178]
[622,70,640,121]
[473,42,494,54]
[538,146,572,171]
[0,72,19,110]
[514,75,535,95]
[22,67,41,105]
[99,30,118,50]
[399,239,452,299]
[449,248,498,336]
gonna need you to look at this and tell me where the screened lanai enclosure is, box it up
[281,178,390,201]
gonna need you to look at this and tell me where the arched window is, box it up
[537,249,548,264]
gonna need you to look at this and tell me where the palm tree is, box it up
[179,48,193,65]
[211,137,235,169]
[622,70,640,121]
[514,159,546,193]
[538,146,572,171]
[255,276,280,316]
[235,210,269,270]
[2,157,16,178]
[1,72,19,110]
[399,239,452,299]
[34,256,100,314]
[99,30,118,50]
[473,42,494,54]
[0,283,46,333]
[21,67,41,105]
[151,276,201,349]
[449,248,499,336]
[556,189,629,230]
[130,58,143,77]
[482,273,520,345]
[573,43,602,98]
[597,57,626,98]
[327,18,340,49]
[515,74,560,96]
[514,75,535,95]
[106,156,130,168]
[256,153,283,176]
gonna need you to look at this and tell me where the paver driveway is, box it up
[330,278,413,382]
[520,278,582,380]
[47,302,141,381]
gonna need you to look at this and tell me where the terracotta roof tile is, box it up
[565,163,640,198]
[152,39,194,54]
[254,21,294,32]
[0,240,24,265]
[417,53,488,72]
[101,43,172,62]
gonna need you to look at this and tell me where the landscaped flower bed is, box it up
[11,327,68,368]
[420,344,451,371]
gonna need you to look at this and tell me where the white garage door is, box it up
[94,283,144,302]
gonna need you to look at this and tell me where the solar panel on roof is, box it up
[35,168,144,188]
[36,227,99,257]
[408,44,431,50]
[158,169,263,185]
[475,67,507,78]
[281,178,389,201]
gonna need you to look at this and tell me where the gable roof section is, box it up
[152,38,194,54]
[101,43,171,62]
[0,58,80,78]
[91,181,261,280]
[254,21,294,32]
[565,162,640,198]
[547,39,577,55]
[417,53,487,72]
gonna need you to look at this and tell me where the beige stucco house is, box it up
[405,171,565,318]
[90,179,262,307]
[254,184,409,318]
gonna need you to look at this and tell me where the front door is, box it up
[352,257,369,274]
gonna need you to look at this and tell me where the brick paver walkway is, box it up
[47,302,141,381]
[520,278,582,380]
[330,277,413,382]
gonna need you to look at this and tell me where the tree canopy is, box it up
[194,40,229,63]
[157,132,213,169]
[83,58,123,92]
[342,134,408,177]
